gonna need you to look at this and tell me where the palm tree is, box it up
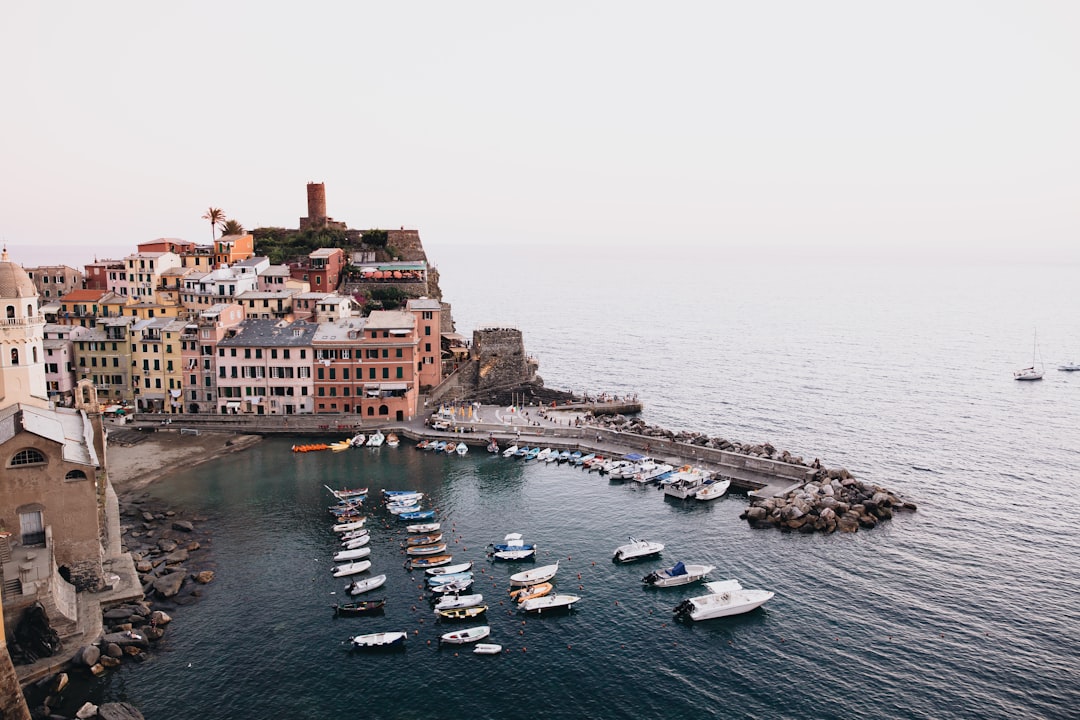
[220,219,245,236]
[202,207,225,240]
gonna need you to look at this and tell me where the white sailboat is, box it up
[1014,329,1044,381]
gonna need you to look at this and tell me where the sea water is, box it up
[96,248,1079,719]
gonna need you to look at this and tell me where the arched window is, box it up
[367,406,374,416]
[379,404,389,416]
[65,469,88,481]
[5,305,13,319]
[10,448,47,466]
[32,347,38,363]
[11,348,19,365]
[26,303,33,316]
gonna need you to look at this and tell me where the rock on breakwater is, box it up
[741,476,917,534]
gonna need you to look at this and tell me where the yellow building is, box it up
[130,317,188,413]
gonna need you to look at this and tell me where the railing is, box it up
[1,315,46,326]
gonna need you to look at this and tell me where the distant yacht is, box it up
[1014,330,1044,381]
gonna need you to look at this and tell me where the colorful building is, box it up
[179,303,245,415]
[216,319,316,415]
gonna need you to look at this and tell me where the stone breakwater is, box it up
[741,477,917,534]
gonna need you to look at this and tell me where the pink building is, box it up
[215,319,316,415]
[180,303,245,414]
[353,310,419,422]
[406,297,443,390]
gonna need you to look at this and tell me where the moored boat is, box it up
[429,578,474,594]
[332,599,386,617]
[439,625,491,645]
[519,594,580,614]
[642,561,715,587]
[385,433,400,448]
[456,441,468,456]
[405,532,443,547]
[340,535,371,550]
[351,631,406,650]
[436,605,488,621]
[509,581,553,602]
[333,547,372,563]
[426,561,473,576]
[333,518,367,533]
[406,522,441,534]
[613,537,664,563]
[406,542,448,556]
[408,554,453,570]
[509,562,559,587]
[501,444,519,458]
[366,431,386,446]
[673,579,774,621]
[695,478,731,501]
[426,571,472,587]
[332,559,372,578]
[473,643,503,655]
[346,574,387,595]
[350,434,366,447]
[399,510,436,521]
[329,439,353,452]
[433,593,484,611]
[487,438,499,453]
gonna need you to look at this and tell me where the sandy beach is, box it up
[105,426,262,497]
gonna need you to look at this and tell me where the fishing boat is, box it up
[509,562,559,587]
[633,462,675,484]
[1014,329,1045,381]
[331,599,386,617]
[406,542,448,556]
[399,510,436,521]
[426,561,473,576]
[433,593,484,611]
[388,502,421,515]
[488,532,537,561]
[366,431,386,446]
[333,547,371,563]
[660,466,707,498]
[524,447,540,461]
[486,438,499,453]
[673,579,774,621]
[501,444,519,458]
[346,574,387,595]
[404,532,443,546]
[518,594,580,614]
[642,561,715,588]
[406,522,441,534]
[329,502,364,517]
[385,433,400,448]
[435,605,488,621]
[456,442,468,456]
[695,478,731,501]
[383,489,419,498]
[341,535,370,550]
[439,625,490,645]
[351,631,406,650]
[473,643,503,655]
[613,537,665,563]
[332,559,372,578]
[509,581,553,602]
[408,554,453,570]
[332,518,367,533]
[326,485,368,501]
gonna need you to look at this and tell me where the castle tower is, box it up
[300,182,328,230]
[0,248,49,409]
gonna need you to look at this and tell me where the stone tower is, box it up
[0,248,49,409]
[299,182,346,231]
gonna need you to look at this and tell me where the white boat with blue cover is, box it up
[642,561,715,587]
[489,532,537,561]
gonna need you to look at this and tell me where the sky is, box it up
[2,1,1078,266]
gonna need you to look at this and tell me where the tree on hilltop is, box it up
[202,207,226,240]
[220,219,245,236]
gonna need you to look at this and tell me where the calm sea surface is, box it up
[97,247,1079,719]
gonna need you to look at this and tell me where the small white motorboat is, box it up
[366,431,386,447]
[332,559,372,578]
[433,594,484,611]
[642,562,715,587]
[535,447,553,462]
[430,579,474,595]
[351,631,406,650]
[426,561,474,576]
[440,625,490,645]
[473,643,502,655]
[339,528,370,542]
[350,434,366,447]
[1058,362,1080,372]
[673,579,774,621]
[518,594,580,614]
[695,478,730,501]
[333,547,371,563]
[501,444,519,458]
[509,562,559,587]
[613,537,664,563]
[407,522,440,534]
[333,518,367,533]
[427,571,473,587]
[341,535,371,550]
[346,574,387,595]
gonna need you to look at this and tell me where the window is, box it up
[382,367,389,379]
[65,469,88,481]
[396,348,403,358]
[396,367,403,379]
[369,368,376,379]
[425,343,431,353]
[11,448,47,466]
[425,326,431,336]
[317,368,324,380]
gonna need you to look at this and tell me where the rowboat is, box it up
[439,625,490,645]
[519,594,580,614]
[332,560,372,578]
[509,581,553,602]
[388,502,421,515]
[346,574,387,595]
[406,522,440,534]
[405,533,443,547]
[473,643,502,655]
[445,442,458,454]
[333,547,371,563]
[326,485,368,501]
[399,510,436,521]
[351,631,406,650]
[426,561,473,576]
[416,440,429,450]
[331,599,385,617]
[406,543,448,556]
[456,442,468,456]
[408,554,453,570]
[427,571,472,587]
[436,605,488,621]
[385,491,424,504]
[508,562,559,587]
[501,444,519,458]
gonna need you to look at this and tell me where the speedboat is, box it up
[406,522,441,534]
[332,559,372,578]
[439,625,490,645]
[366,431,386,446]
[633,463,674,484]
[695,478,731,501]
[613,537,664,563]
[519,594,580,614]
[346,574,387,595]
[661,466,708,498]
[406,543,448,556]
[436,605,488,621]
[433,593,484,611]
[426,561,473,576]
[642,561,715,587]
[509,562,559,587]
[673,579,774,621]
[489,533,536,556]
[502,444,519,458]
[351,631,406,650]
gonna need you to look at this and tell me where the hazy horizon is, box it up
[3,3,1079,264]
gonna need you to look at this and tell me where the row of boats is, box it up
[415,439,469,456]
[294,431,399,453]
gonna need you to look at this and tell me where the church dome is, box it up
[0,248,38,299]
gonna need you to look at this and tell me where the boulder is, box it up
[157,539,178,553]
[103,608,134,621]
[172,520,194,532]
[105,643,123,658]
[194,570,215,584]
[76,701,99,719]
[99,655,122,668]
[89,663,107,676]
[149,610,172,626]
[98,702,147,720]
[79,645,101,667]
[152,571,185,598]
[745,507,767,522]
[141,512,155,522]
[51,673,69,693]
[135,560,153,573]
[186,541,201,551]
[837,517,859,533]
[164,549,189,564]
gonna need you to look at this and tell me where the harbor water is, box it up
[99,247,1078,719]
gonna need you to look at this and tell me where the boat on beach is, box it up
[673,579,774,621]
[351,631,406,650]
[613,537,664,563]
[519,594,580,614]
[509,562,559,587]
[642,561,715,588]
[439,625,491,645]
